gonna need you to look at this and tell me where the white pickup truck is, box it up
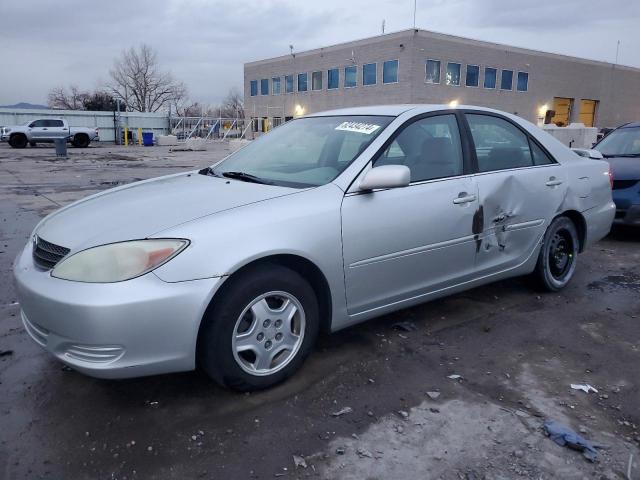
[0,118,99,148]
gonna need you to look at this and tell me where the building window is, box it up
[500,70,513,90]
[363,63,377,86]
[328,68,339,89]
[260,79,269,96]
[446,63,461,86]
[425,59,441,84]
[484,67,497,89]
[272,77,281,95]
[285,75,294,94]
[344,65,357,88]
[250,80,258,96]
[383,59,399,84]
[312,71,322,91]
[465,65,479,87]
[517,72,529,92]
[297,73,308,92]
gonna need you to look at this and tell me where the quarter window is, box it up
[260,79,269,95]
[446,63,461,86]
[285,75,294,93]
[345,66,357,87]
[363,63,377,86]
[374,114,464,182]
[530,140,553,165]
[517,72,529,92]
[425,60,441,84]
[500,70,513,90]
[484,68,497,89]
[312,71,322,91]
[272,77,281,95]
[465,65,479,87]
[297,73,308,92]
[250,80,258,96]
[466,114,535,172]
[383,60,398,84]
[328,68,339,89]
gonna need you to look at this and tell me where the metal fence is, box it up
[0,108,168,142]
[0,108,250,143]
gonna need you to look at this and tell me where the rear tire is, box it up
[9,134,28,148]
[198,264,319,391]
[72,134,89,148]
[532,216,579,292]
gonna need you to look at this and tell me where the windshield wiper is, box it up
[221,171,273,185]
[603,153,640,158]
[198,166,218,176]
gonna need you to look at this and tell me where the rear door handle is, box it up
[545,177,563,187]
[453,193,477,204]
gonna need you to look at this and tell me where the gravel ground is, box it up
[0,142,638,480]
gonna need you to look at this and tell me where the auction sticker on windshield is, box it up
[335,121,381,135]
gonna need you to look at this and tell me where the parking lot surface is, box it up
[1,142,639,479]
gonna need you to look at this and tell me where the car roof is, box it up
[305,104,515,118]
[618,122,640,129]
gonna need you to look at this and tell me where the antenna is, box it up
[289,44,295,58]
[382,19,385,34]
[413,0,417,29]
[615,40,620,64]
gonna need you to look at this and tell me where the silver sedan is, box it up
[14,105,615,390]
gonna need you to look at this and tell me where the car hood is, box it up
[602,156,640,181]
[35,171,300,251]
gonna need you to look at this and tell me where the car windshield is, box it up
[212,115,393,187]
[596,126,640,157]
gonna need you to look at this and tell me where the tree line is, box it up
[48,44,243,118]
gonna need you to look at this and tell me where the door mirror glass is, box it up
[359,165,410,191]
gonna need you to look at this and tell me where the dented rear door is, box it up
[464,113,567,276]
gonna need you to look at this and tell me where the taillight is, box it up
[608,166,614,189]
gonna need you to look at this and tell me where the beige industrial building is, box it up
[244,29,640,132]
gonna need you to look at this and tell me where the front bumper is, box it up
[13,241,223,379]
[613,204,640,226]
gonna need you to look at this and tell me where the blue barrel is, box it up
[142,132,154,146]
[54,138,67,157]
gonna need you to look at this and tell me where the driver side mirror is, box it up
[359,165,411,191]
[571,148,603,160]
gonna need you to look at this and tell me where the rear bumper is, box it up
[13,241,223,379]
[583,201,616,248]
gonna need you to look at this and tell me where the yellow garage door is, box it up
[579,99,598,127]
[551,97,573,126]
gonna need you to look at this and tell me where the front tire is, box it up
[9,134,28,148]
[198,264,319,391]
[532,216,579,292]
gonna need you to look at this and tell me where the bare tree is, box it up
[108,44,186,112]
[47,85,89,110]
[220,88,244,118]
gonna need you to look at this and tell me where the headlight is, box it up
[51,239,189,283]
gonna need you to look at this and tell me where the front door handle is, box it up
[453,193,477,204]
[545,177,563,187]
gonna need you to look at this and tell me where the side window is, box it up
[466,114,534,172]
[47,120,64,127]
[530,140,554,165]
[31,120,46,127]
[374,114,463,182]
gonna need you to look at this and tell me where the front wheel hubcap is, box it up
[231,291,306,376]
